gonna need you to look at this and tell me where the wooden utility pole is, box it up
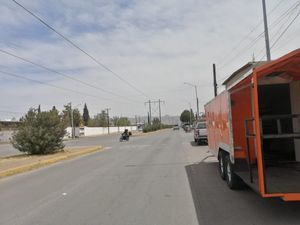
[213,64,217,97]
[145,100,152,125]
[105,108,111,134]
[145,100,165,125]
[157,99,165,124]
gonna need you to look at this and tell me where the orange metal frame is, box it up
[253,49,300,201]
[205,49,300,201]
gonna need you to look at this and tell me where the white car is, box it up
[194,122,207,144]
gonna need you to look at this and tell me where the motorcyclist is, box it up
[122,129,129,137]
[120,129,129,141]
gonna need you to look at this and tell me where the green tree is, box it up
[82,103,90,126]
[88,110,107,127]
[112,116,119,126]
[51,106,57,112]
[180,109,194,124]
[11,108,66,154]
[152,117,161,125]
[62,104,82,127]
[116,117,131,126]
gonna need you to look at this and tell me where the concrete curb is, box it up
[0,146,103,179]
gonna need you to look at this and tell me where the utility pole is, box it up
[196,89,199,121]
[157,99,165,124]
[145,100,152,125]
[105,108,111,134]
[135,115,138,126]
[158,99,162,124]
[145,100,165,125]
[262,0,271,61]
[188,102,192,125]
[213,64,217,97]
[69,102,74,139]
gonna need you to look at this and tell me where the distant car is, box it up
[194,121,207,144]
[173,125,180,130]
[183,124,191,132]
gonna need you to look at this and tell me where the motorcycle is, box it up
[119,133,129,142]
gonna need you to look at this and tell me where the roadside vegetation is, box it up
[11,108,66,155]
[143,118,172,133]
[8,104,134,154]
[180,109,195,124]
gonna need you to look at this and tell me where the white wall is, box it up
[80,126,137,137]
[290,81,300,162]
[0,130,14,143]
[1,126,138,142]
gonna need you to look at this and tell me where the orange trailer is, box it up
[205,49,300,201]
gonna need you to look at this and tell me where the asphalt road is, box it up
[1,130,300,225]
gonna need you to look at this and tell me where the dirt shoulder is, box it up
[0,146,103,179]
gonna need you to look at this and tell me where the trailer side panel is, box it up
[205,91,232,157]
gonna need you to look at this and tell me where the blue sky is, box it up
[0,0,299,120]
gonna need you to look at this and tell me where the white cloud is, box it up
[0,0,299,120]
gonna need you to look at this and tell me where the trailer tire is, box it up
[218,151,226,180]
[225,155,244,189]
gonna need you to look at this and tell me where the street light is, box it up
[184,82,199,120]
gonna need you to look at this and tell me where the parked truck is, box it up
[205,49,300,201]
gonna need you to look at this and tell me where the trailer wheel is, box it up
[224,155,244,189]
[218,151,226,180]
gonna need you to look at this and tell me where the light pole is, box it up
[184,82,199,120]
[188,102,192,125]
[262,0,271,61]
[105,108,111,134]
[68,102,81,139]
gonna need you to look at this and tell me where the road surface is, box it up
[1,130,300,225]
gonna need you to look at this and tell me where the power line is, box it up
[271,9,300,49]
[11,0,150,99]
[0,48,141,104]
[258,6,300,60]
[0,69,109,100]
[254,0,300,60]
[217,0,285,68]
[270,11,300,54]
[217,1,300,83]
[269,0,300,28]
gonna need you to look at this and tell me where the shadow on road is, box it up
[190,141,199,147]
[190,141,208,147]
[185,162,300,225]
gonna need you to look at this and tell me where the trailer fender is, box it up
[218,142,234,163]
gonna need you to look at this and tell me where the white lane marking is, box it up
[62,192,67,196]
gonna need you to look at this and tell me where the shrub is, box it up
[142,123,172,133]
[11,108,66,154]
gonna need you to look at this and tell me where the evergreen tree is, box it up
[83,103,90,126]
[11,108,66,154]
